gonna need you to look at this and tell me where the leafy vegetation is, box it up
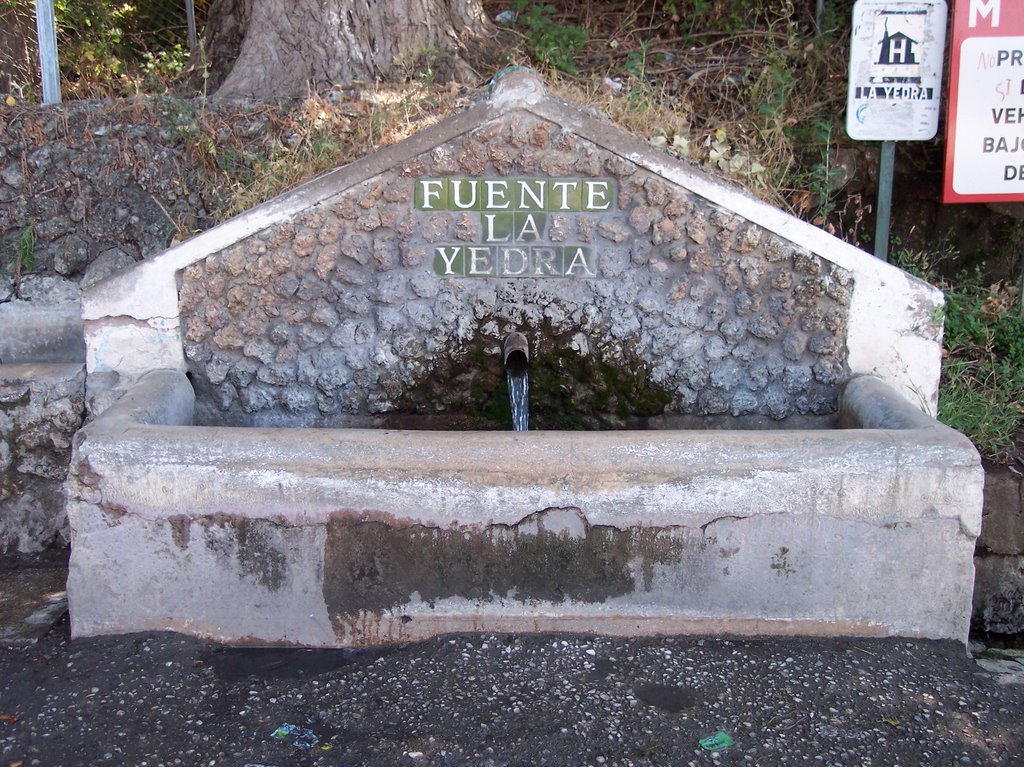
[24,0,202,99]
[895,244,1024,462]
[939,281,1024,462]
[484,1,856,237]
[511,2,588,74]
[11,224,35,296]
[621,39,668,110]
[662,0,776,41]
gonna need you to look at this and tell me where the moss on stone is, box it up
[391,329,672,430]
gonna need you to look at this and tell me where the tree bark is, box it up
[200,0,255,95]
[205,0,492,100]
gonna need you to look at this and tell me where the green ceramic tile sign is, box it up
[433,245,596,278]
[420,177,612,278]
[414,178,615,212]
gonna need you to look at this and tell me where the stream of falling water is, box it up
[507,367,529,431]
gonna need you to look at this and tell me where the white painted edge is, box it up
[528,97,944,411]
[81,79,945,410]
[81,104,500,322]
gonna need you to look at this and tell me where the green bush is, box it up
[512,2,588,74]
[896,245,1024,461]
[938,277,1024,461]
[54,0,194,96]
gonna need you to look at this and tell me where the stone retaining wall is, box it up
[975,463,1024,635]
[0,362,85,554]
[0,98,300,302]
[1,100,206,298]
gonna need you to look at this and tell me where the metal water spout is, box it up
[503,332,529,431]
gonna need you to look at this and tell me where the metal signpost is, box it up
[34,0,61,105]
[185,0,198,50]
[944,0,1024,203]
[846,0,947,260]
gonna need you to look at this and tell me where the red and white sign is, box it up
[944,0,1024,202]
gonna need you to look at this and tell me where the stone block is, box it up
[1,363,85,554]
[978,464,1024,556]
[0,302,84,364]
[973,555,1024,634]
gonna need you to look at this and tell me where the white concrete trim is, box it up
[528,97,944,411]
[81,73,945,411]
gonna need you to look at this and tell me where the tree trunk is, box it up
[205,0,492,100]
[200,0,255,95]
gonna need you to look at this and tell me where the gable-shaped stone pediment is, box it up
[178,109,852,427]
[82,70,942,420]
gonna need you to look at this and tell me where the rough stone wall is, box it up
[974,464,1024,635]
[1,101,199,300]
[0,99,303,303]
[0,363,85,554]
[179,112,852,426]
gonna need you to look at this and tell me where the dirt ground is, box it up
[1,614,1022,767]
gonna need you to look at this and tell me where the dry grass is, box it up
[181,83,469,221]
[483,1,853,224]
[3,1,857,235]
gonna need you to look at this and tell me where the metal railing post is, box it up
[185,0,198,49]
[874,141,896,262]
[34,0,61,104]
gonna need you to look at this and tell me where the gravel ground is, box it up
[1,617,1022,767]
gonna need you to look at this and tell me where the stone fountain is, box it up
[66,70,982,647]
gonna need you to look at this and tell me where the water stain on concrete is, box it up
[200,516,288,591]
[322,507,693,635]
[633,682,698,713]
[206,646,377,681]
[168,515,191,550]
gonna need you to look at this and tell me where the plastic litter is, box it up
[602,77,623,91]
[495,10,517,25]
[699,731,735,751]
[270,723,320,749]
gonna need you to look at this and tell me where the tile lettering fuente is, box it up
[417,177,613,278]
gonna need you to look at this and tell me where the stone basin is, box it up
[66,370,982,646]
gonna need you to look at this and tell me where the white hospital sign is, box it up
[846,0,947,141]
[944,0,1024,202]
